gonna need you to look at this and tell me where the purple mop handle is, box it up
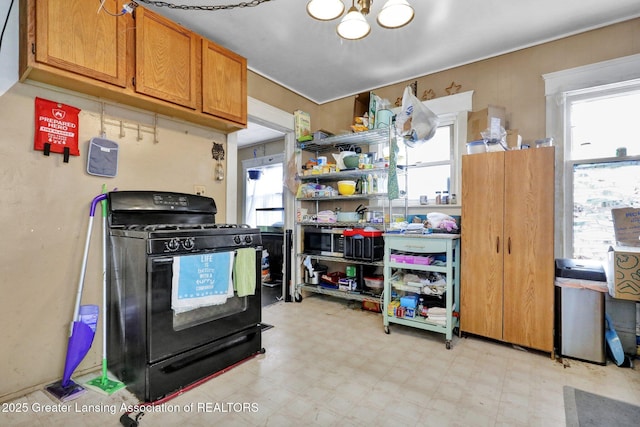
[90,194,107,217]
[69,193,109,333]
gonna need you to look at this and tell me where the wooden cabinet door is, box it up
[202,40,247,125]
[460,152,505,341]
[34,0,127,87]
[135,7,197,109]
[503,147,555,351]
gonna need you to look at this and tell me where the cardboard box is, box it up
[294,110,312,142]
[467,105,506,141]
[506,129,519,149]
[606,246,640,301]
[362,301,382,313]
[400,295,419,308]
[387,300,400,316]
[338,278,357,291]
[353,91,378,129]
[611,207,640,246]
[354,92,370,121]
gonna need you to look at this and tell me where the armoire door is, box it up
[502,147,555,351]
[461,151,505,340]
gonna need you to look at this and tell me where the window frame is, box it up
[543,53,640,258]
[241,153,285,227]
[563,83,640,258]
[388,91,472,209]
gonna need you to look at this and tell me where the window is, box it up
[544,54,640,259]
[571,159,640,260]
[569,88,640,160]
[397,122,454,203]
[242,155,284,228]
[388,90,472,207]
[566,83,640,260]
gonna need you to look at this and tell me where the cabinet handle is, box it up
[496,236,499,253]
[406,245,425,249]
[508,237,511,254]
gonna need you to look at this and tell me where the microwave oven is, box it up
[303,228,344,257]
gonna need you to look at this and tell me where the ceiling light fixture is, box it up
[307,0,414,40]
[337,1,371,40]
[377,0,414,28]
[306,0,345,21]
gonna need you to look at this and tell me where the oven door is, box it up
[147,248,261,363]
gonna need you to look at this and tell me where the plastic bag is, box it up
[395,86,439,146]
[426,212,459,232]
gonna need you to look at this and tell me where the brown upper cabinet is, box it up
[202,40,247,125]
[19,0,247,132]
[135,7,198,110]
[33,0,127,87]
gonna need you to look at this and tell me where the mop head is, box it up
[44,380,86,402]
[85,375,126,396]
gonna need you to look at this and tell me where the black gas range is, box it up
[111,223,261,255]
[106,191,264,402]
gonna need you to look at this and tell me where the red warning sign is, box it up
[34,97,81,156]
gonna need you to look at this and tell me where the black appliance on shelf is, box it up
[303,228,344,257]
[106,191,264,402]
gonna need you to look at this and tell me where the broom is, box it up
[85,187,125,395]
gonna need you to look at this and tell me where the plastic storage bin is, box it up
[466,140,486,154]
[343,229,384,261]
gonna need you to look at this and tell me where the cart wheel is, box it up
[384,326,390,334]
[445,340,451,350]
[259,348,266,354]
[294,292,302,303]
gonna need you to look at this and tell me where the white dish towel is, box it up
[171,252,234,313]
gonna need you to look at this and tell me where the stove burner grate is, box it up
[123,223,253,232]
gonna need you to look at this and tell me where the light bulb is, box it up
[336,5,371,40]
[377,0,414,29]
[307,0,345,21]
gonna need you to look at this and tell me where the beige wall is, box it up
[248,72,320,124]
[315,18,640,145]
[1,17,640,402]
[0,82,228,400]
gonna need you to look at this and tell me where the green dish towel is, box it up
[388,135,399,200]
[234,248,256,297]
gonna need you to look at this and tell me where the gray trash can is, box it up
[555,259,607,364]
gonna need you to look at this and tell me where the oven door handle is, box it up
[150,257,174,271]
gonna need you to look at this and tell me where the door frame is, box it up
[227,97,295,301]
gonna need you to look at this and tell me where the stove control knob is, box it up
[165,238,180,252]
[244,235,253,245]
[233,235,242,245]
[182,238,195,250]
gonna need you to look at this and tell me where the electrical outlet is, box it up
[194,185,205,196]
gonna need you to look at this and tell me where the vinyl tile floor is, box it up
[3,294,640,426]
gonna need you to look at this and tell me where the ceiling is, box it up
[136,0,640,145]
[235,120,286,146]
